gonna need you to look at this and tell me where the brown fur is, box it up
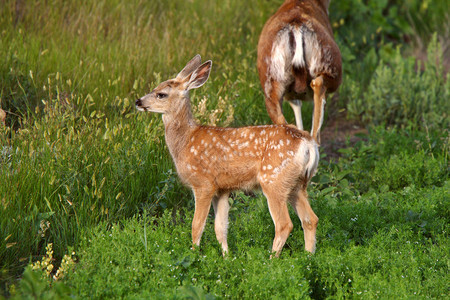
[136,55,319,256]
[257,0,342,143]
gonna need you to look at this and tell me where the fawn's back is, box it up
[176,124,318,191]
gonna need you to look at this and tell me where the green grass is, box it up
[1,0,274,127]
[11,127,448,298]
[1,0,449,298]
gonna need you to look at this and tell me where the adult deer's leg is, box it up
[212,192,230,254]
[289,185,318,253]
[289,100,304,130]
[265,80,287,125]
[192,188,215,248]
[310,75,327,144]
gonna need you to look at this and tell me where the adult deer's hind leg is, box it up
[310,75,327,144]
[265,80,287,125]
[289,100,304,130]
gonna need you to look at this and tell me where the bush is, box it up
[321,126,449,194]
[346,35,449,129]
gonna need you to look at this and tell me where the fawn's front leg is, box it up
[212,192,230,255]
[192,188,215,249]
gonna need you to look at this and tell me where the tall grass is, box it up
[0,93,185,281]
[1,0,277,126]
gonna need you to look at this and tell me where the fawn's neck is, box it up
[162,97,197,161]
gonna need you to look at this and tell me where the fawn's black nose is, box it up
[135,98,142,106]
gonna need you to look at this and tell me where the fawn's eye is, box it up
[156,93,168,99]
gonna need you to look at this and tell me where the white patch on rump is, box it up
[270,29,291,83]
[292,27,305,68]
[295,140,319,179]
[303,28,322,78]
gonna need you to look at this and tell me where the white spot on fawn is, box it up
[238,141,249,150]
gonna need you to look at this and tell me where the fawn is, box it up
[136,55,319,256]
[257,0,342,143]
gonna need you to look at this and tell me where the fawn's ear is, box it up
[176,54,202,80]
[185,61,212,91]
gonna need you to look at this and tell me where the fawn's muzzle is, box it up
[135,98,142,107]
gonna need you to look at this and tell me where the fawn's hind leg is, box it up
[212,192,230,254]
[289,185,318,253]
[261,184,293,257]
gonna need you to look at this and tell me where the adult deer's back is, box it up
[257,0,342,143]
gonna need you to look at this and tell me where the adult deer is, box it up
[135,55,319,256]
[257,0,342,143]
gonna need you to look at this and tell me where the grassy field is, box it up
[1,0,449,298]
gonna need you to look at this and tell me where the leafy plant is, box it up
[346,35,449,129]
